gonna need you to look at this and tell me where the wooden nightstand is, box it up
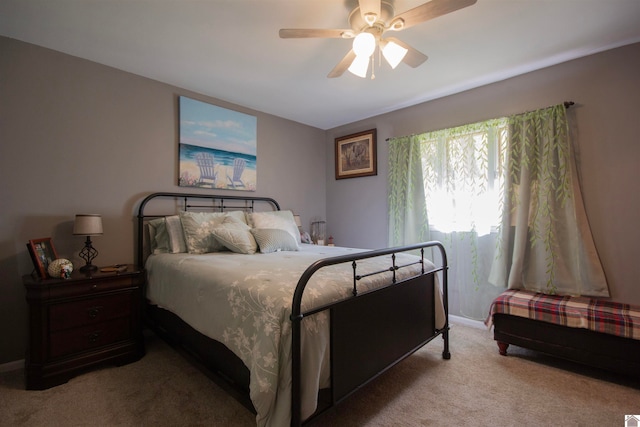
[23,265,145,390]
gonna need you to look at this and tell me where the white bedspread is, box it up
[145,244,445,427]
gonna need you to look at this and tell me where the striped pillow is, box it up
[251,228,299,253]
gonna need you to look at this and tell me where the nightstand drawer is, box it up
[49,293,132,332]
[48,275,139,299]
[49,317,131,358]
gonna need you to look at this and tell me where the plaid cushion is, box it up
[486,289,640,340]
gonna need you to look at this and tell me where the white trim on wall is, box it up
[450,314,486,330]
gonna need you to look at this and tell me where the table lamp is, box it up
[73,214,103,272]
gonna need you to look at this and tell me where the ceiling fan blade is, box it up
[385,37,428,68]
[359,0,381,25]
[279,28,351,39]
[328,49,357,78]
[394,0,477,30]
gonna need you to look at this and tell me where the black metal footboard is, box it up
[290,242,449,426]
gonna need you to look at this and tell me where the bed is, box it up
[136,192,449,427]
[486,289,640,377]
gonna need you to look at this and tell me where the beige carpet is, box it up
[2,323,639,426]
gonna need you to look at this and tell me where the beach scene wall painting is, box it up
[179,96,257,191]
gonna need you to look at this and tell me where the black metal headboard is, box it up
[136,192,281,268]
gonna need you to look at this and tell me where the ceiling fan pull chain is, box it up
[371,55,375,80]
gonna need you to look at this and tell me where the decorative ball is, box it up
[48,258,73,279]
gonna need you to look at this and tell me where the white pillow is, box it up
[248,210,301,246]
[251,228,299,253]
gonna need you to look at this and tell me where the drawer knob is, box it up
[87,331,101,343]
[87,306,102,319]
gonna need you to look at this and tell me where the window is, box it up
[421,120,507,236]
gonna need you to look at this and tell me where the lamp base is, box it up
[79,264,98,273]
[78,236,99,273]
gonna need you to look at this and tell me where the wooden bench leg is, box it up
[497,341,509,356]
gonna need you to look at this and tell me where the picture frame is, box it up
[27,238,59,279]
[335,129,377,180]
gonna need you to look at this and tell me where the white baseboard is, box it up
[0,359,24,373]
[449,314,487,329]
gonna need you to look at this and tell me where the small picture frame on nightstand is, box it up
[27,237,58,279]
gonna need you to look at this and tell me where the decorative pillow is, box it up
[251,228,299,253]
[223,212,249,225]
[211,218,257,254]
[179,211,227,253]
[225,210,249,225]
[165,215,188,253]
[179,211,247,254]
[248,210,301,245]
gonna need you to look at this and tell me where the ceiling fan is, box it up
[279,0,477,79]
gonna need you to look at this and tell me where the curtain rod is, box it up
[385,101,575,141]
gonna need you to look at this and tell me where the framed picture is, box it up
[335,129,377,180]
[27,238,58,278]
[178,96,257,191]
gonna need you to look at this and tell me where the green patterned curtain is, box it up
[388,135,429,246]
[489,104,609,296]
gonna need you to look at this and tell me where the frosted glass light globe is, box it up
[352,32,375,57]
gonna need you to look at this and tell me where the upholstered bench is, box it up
[486,289,640,377]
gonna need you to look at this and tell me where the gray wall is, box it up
[326,42,640,306]
[2,35,639,365]
[0,37,326,364]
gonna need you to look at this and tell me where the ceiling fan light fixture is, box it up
[281,0,478,78]
[382,40,408,69]
[348,55,370,78]
[352,32,376,58]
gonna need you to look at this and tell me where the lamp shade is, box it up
[73,214,103,236]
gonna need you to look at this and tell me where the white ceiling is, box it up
[2,0,640,130]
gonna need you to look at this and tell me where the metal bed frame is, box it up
[137,192,450,426]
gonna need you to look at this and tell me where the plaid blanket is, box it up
[486,289,640,340]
